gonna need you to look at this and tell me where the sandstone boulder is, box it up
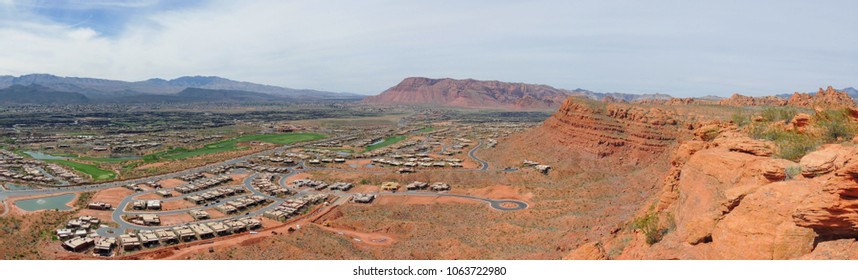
[800,151,836,177]
[799,239,858,260]
[715,134,775,156]
[564,242,607,260]
[710,182,817,259]
[791,113,811,128]
[794,153,858,236]
[672,148,770,244]
[799,145,854,178]
[761,159,794,182]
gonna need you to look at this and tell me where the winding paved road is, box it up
[469,141,489,171]
[0,136,346,201]
[2,134,525,238]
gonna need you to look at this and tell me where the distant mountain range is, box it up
[0,74,362,104]
[363,77,672,110]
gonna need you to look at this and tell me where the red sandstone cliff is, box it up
[526,97,688,162]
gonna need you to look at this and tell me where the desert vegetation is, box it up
[736,107,857,161]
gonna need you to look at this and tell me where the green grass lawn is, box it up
[231,133,327,144]
[48,153,139,163]
[416,127,434,133]
[46,159,116,181]
[319,148,355,153]
[75,156,138,163]
[364,135,407,152]
[144,132,326,162]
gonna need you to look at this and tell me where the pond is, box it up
[24,151,141,161]
[24,151,66,160]
[14,193,75,211]
[4,183,34,191]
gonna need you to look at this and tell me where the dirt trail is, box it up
[315,224,396,246]
[0,200,7,216]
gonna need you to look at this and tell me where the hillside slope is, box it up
[363,77,575,110]
[0,84,89,104]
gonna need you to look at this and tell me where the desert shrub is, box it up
[632,212,664,245]
[785,165,801,180]
[701,128,721,141]
[774,133,818,161]
[731,112,750,127]
[760,107,798,123]
[74,191,95,209]
[815,109,855,142]
[749,125,818,161]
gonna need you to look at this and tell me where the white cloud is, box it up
[0,0,856,96]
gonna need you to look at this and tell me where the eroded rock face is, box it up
[709,131,776,157]
[793,146,858,236]
[787,86,857,109]
[709,182,817,259]
[655,140,707,211]
[800,239,858,259]
[760,159,794,182]
[535,98,686,160]
[791,113,811,128]
[718,93,788,107]
[799,145,854,178]
[564,242,607,260]
[672,148,771,245]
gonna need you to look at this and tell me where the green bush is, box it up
[785,165,801,180]
[632,212,664,245]
[815,109,855,142]
[731,112,750,127]
[749,125,819,161]
[760,107,798,123]
[701,128,721,141]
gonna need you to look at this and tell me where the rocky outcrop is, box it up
[708,182,817,259]
[787,86,857,109]
[799,149,838,178]
[671,147,774,245]
[719,134,776,156]
[363,77,579,109]
[718,93,788,107]
[564,242,607,260]
[713,86,855,109]
[533,97,687,161]
[602,133,851,259]
[793,145,858,237]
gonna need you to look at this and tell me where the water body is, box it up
[15,193,75,211]
[24,151,140,161]
[4,183,33,191]
[24,151,66,160]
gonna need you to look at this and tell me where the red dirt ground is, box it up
[315,224,396,246]
[205,209,225,219]
[162,200,196,211]
[374,195,483,206]
[158,178,187,188]
[456,184,532,203]
[159,213,195,225]
[91,187,134,206]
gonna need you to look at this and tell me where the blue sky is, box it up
[0,0,855,97]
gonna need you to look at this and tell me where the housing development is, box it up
[0,102,535,259]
